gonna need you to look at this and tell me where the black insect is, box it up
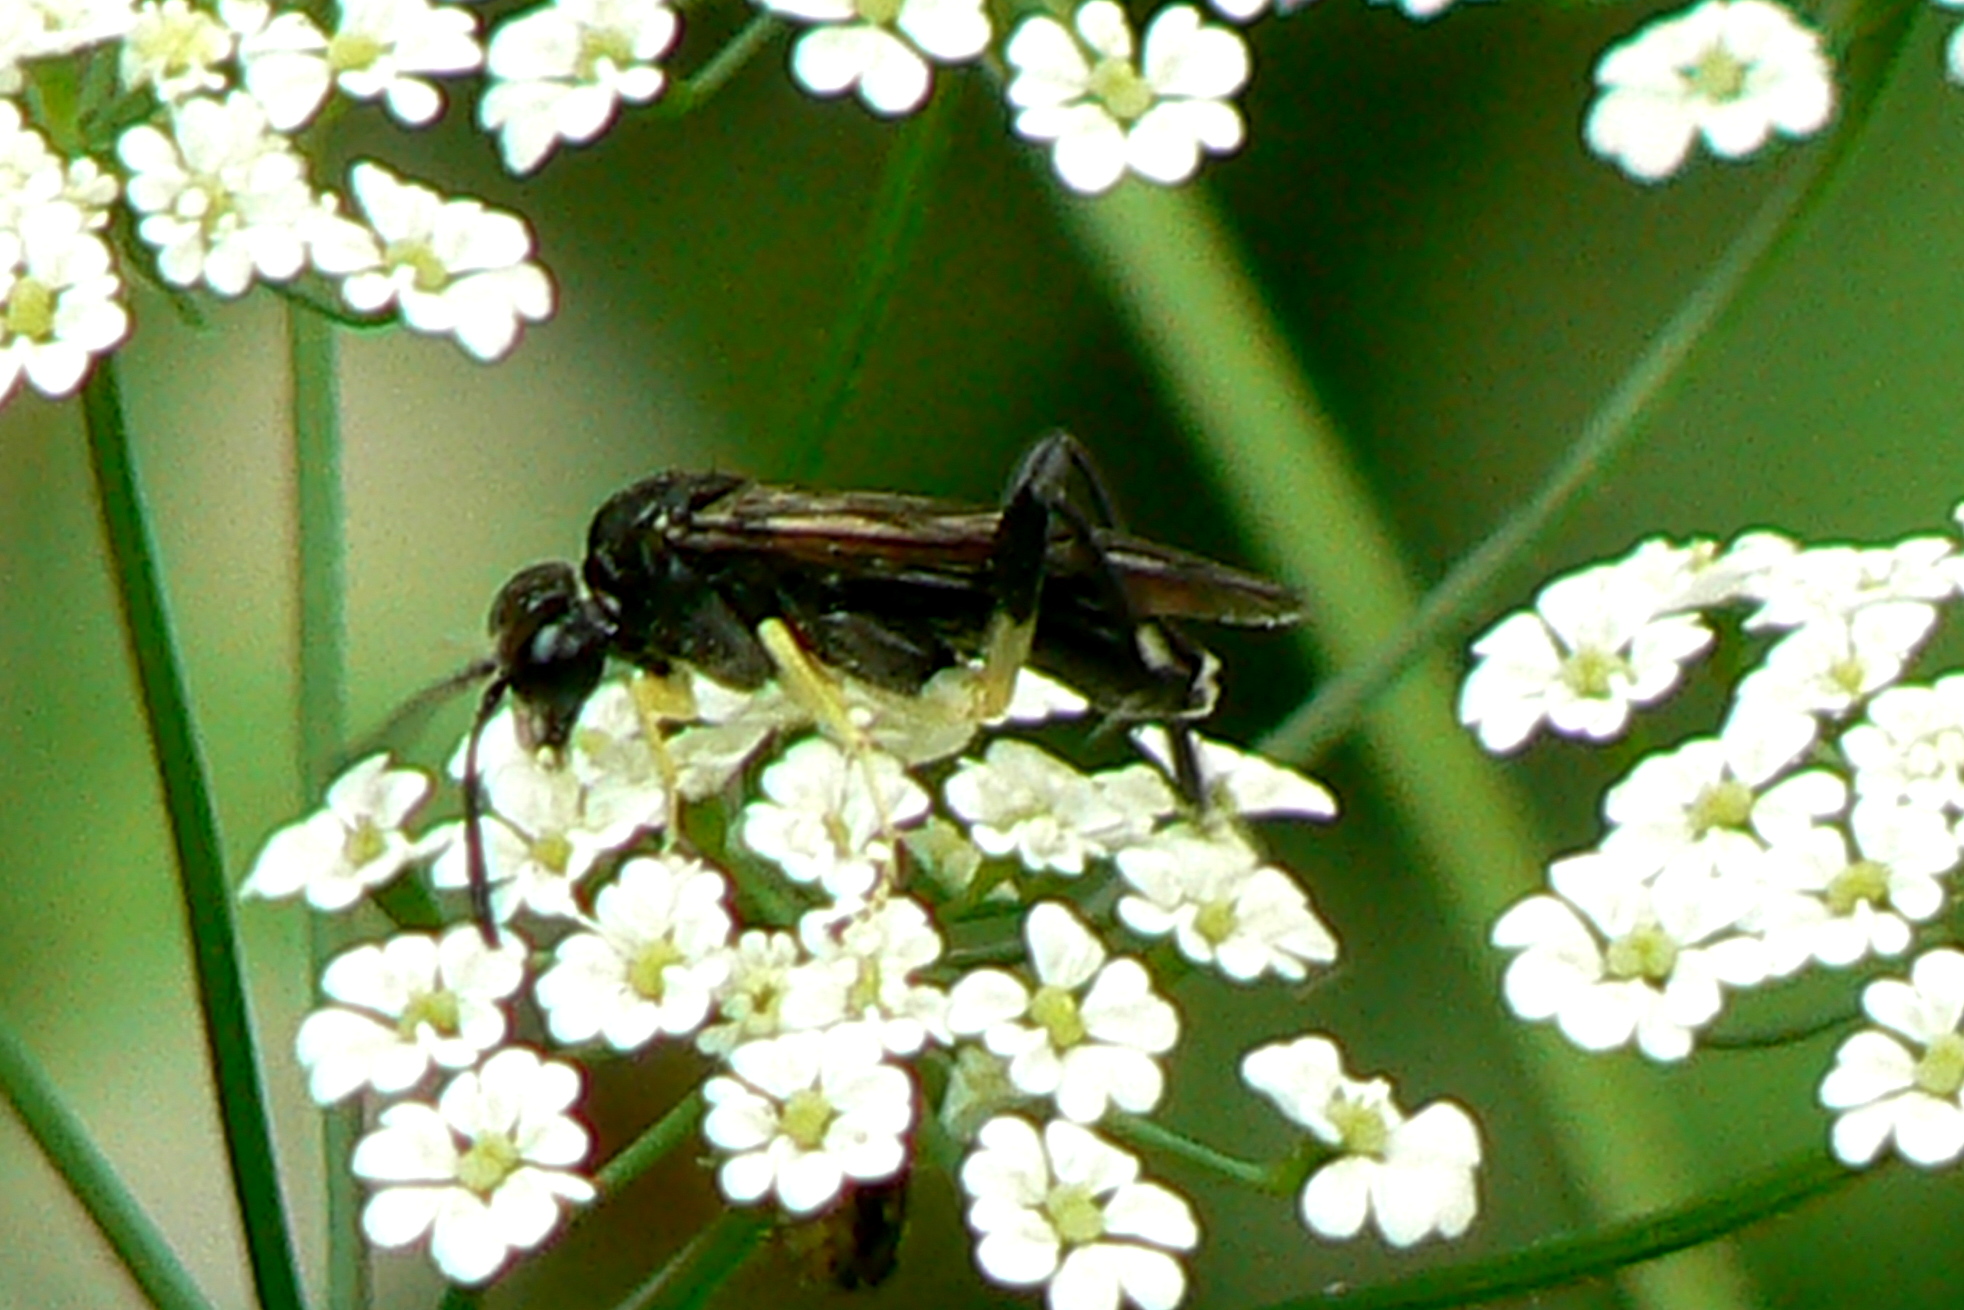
[462,433,1303,936]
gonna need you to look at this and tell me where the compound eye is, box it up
[487,561,608,750]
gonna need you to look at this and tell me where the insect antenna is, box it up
[462,673,511,947]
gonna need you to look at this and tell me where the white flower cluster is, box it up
[0,103,125,404]
[246,656,1486,1295]
[1464,509,1964,1170]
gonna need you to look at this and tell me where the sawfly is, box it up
[461,432,1304,939]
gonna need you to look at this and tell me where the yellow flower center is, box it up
[382,239,452,293]
[342,817,388,870]
[576,27,635,79]
[1688,778,1754,837]
[4,277,54,341]
[456,1131,521,1196]
[529,831,573,875]
[1915,1033,1964,1097]
[1030,984,1087,1049]
[1087,57,1153,123]
[855,0,903,27]
[629,938,686,1000]
[1606,924,1679,982]
[1560,647,1631,699]
[398,987,461,1039]
[1828,656,1867,698]
[1684,44,1748,103]
[1328,1091,1389,1157]
[1044,1182,1105,1246]
[780,1088,836,1150]
[329,30,388,74]
[1825,859,1890,916]
[1194,897,1239,947]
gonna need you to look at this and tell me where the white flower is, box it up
[1745,539,1957,630]
[960,1115,1198,1310]
[428,709,662,922]
[703,1024,914,1214]
[533,854,735,1049]
[121,0,233,99]
[323,161,553,360]
[1584,0,1833,183]
[1600,699,1839,882]
[295,926,528,1104]
[1005,1,1248,195]
[1242,1035,1481,1246]
[666,675,810,798]
[1492,852,1767,1061]
[741,736,928,901]
[761,0,989,116]
[0,200,128,403]
[947,901,1178,1122]
[117,93,317,295]
[1751,801,1956,975]
[1842,679,1964,811]
[241,754,432,909]
[999,669,1091,725]
[1114,827,1338,981]
[1739,602,1937,717]
[480,0,679,173]
[0,103,63,227]
[353,1047,595,1284]
[800,896,948,1054]
[1459,559,1714,753]
[945,739,1134,875]
[1820,950,1964,1167]
[232,0,482,129]
[1130,726,1338,821]
[697,928,851,1056]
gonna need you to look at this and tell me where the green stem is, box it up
[0,1014,216,1310]
[658,15,783,117]
[1104,1113,1272,1190]
[615,1207,773,1310]
[1251,1152,1858,1310]
[288,307,367,1310]
[1259,0,1922,768]
[597,1086,708,1196]
[80,359,307,1310]
[790,74,962,477]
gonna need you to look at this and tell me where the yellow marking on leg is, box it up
[628,670,696,843]
[978,611,1036,718]
[756,618,905,898]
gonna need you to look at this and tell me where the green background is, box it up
[6,1,1964,1306]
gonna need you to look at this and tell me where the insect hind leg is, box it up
[987,432,1215,806]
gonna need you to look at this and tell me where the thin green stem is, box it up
[288,307,366,1310]
[658,15,783,117]
[789,74,962,478]
[1703,1003,1862,1051]
[1259,0,1924,769]
[80,359,307,1310]
[266,279,393,332]
[597,1086,707,1196]
[291,308,347,791]
[1251,1151,1858,1310]
[0,1014,216,1310]
[615,1207,773,1310]
[1103,1113,1272,1190]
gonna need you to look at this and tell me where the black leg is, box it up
[987,432,1214,808]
